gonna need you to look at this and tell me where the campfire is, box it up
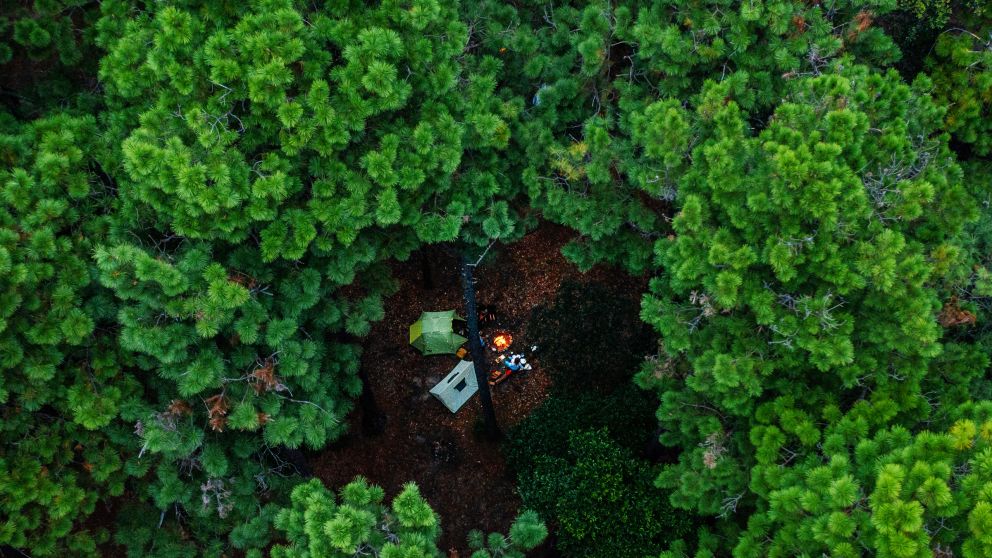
[491,333,512,352]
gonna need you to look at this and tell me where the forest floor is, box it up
[310,222,645,554]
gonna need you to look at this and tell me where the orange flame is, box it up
[492,334,512,351]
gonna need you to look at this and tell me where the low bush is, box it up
[518,429,692,558]
[505,385,656,474]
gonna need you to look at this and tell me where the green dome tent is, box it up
[409,310,467,355]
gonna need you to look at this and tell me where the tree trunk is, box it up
[357,366,386,435]
[460,255,501,439]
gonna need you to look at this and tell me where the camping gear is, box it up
[489,354,532,385]
[478,304,499,326]
[430,360,478,413]
[489,369,507,385]
[489,367,520,385]
[505,354,530,371]
[410,310,467,355]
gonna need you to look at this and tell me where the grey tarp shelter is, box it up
[409,310,467,355]
[430,360,478,413]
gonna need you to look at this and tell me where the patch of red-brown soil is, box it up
[311,222,646,554]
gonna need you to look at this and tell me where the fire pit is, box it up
[490,333,512,352]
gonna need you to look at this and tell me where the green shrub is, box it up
[529,281,653,393]
[518,429,692,558]
[505,385,657,474]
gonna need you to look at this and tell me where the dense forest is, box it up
[3,0,992,556]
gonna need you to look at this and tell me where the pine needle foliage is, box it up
[3,0,992,556]
[271,477,546,558]
[0,114,133,557]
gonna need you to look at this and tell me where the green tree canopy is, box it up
[636,62,976,522]
[0,114,134,556]
[87,0,527,552]
[737,404,992,557]
[3,1,992,556]
[272,477,547,558]
[926,26,992,156]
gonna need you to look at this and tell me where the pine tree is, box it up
[464,0,903,273]
[736,402,992,557]
[0,114,134,556]
[90,0,528,553]
[4,1,992,556]
[271,477,546,558]
[635,62,976,524]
